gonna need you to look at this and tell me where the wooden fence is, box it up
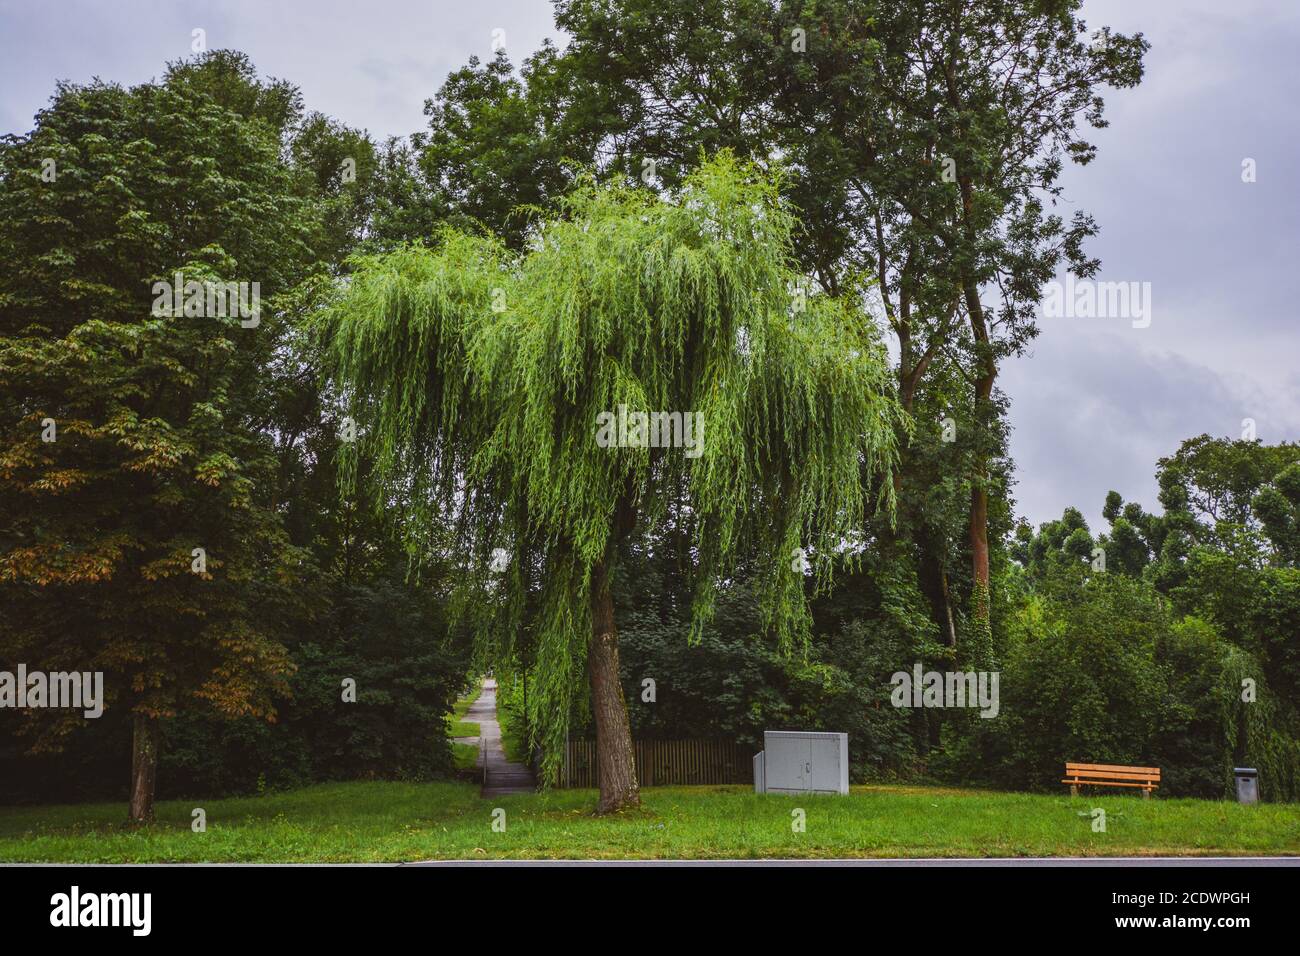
[556,739,754,788]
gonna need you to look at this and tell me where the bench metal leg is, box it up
[1070,784,1078,797]
[1143,788,1150,799]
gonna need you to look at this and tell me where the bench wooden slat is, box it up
[1061,779,1156,789]
[1063,760,1160,794]
[1066,763,1160,775]
[1065,770,1160,781]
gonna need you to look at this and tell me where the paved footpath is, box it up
[465,678,535,798]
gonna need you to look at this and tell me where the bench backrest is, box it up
[1065,762,1160,783]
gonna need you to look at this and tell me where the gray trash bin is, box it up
[1234,767,1259,804]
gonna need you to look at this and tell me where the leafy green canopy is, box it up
[0,58,322,748]
[318,153,906,767]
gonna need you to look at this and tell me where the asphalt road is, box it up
[7,856,1295,867]
[403,856,1300,867]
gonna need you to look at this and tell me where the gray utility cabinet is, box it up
[753,731,849,795]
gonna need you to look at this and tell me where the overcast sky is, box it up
[2,0,1296,531]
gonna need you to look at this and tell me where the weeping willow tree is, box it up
[317,153,905,812]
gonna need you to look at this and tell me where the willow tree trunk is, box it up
[588,558,640,813]
[129,714,159,823]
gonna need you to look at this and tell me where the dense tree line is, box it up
[0,53,469,815]
[536,434,1299,800]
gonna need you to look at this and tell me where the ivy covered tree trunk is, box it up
[965,277,995,646]
[969,481,990,597]
[588,559,639,813]
[128,715,159,824]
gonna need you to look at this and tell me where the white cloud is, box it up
[1002,332,1297,530]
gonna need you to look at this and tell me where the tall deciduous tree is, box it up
[0,52,323,821]
[846,0,1147,646]
[318,153,904,811]
[445,0,1145,658]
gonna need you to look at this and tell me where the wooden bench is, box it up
[1063,762,1160,798]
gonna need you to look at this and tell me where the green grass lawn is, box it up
[446,682,483,739]
[447,717,480,738]
[451,683,481,719]
[1,781,1296,862]
[452,742,479,773]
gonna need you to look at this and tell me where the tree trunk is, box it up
[129,714,159,824]
[911,520,956,647]
[969,480,990,592]
[963,276,995,628]
[588,558,640,813]
[930,557,959,647]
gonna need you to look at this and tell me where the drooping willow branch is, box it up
[314,153,908,777]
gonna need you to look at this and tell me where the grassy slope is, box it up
[447,718,480,738]
[1,781,1296,863]
[452,743,479,773]
[446,682,483,739]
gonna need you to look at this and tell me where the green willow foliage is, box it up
[316,153,906,774]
